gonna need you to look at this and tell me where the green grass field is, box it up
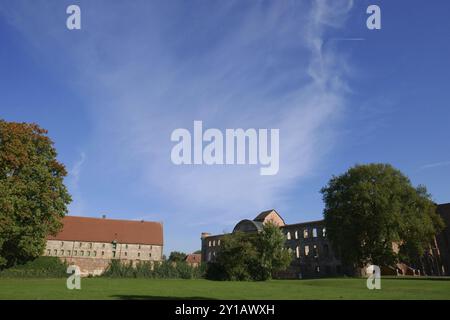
[0,277,449,300]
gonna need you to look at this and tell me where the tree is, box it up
[254,222,292,280]
[168,251,187,263]
[0,120,71,268]
[206,223,292,281]
[321,163,444,269]
[207,231,258,281]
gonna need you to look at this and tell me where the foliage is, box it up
[168,251,187,263]
[321,163,444,268]
[255,222,292,280]
[103,260,204,279]
[206,223,292,281]
[0,256,67,278]
[0,120,71,269]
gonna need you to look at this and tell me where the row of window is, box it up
[47,249,152,258]
[286,227,326,240]
[292,244,330,259]
[207,239,221,247]
[58,241,153,250]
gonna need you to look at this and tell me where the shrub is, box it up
[102,260,204,279]
[0,256,68,278]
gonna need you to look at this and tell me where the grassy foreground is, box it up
[0,277,449,300]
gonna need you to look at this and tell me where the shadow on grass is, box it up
[111,295,218,300]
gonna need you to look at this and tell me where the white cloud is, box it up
[1,0,354,226]
[67,152,86,215]
[421,161,450,170]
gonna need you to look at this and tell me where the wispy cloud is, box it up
[421,161,450,170]
[67,152,86,215]
[1,0,354,227]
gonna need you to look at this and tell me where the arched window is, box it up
[294,231,299,239]
[286,232,291,240]
[296,246,300,259]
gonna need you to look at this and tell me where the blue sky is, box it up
[1,0,449,254]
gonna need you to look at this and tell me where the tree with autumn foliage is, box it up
[0,120,71,269]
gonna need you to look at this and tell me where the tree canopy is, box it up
[0,120,71,268]
[206,222,292,281]
[168,251,188,263]
[321,163,444,268]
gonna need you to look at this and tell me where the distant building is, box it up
[44,216,164,275]
[201,209,343,279]
[185,253,202,267]
[201,206,450,279]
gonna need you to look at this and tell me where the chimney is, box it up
[201,232,211,239]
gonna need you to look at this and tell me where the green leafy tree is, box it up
[321,163,444,268]
[168,251,187,263]
[0,120,71,268]
[254,222,292,280]
[206,223,292,281]
[210,231,258,281]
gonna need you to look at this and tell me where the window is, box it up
[313,228,318,238]
[54,249,57,255]
[74,250,77,256]
[313,245,318,257]
[47,249,51,255]
[101,251,105,256]
[286,232,291,240]
[87,251,91,257]
[315,266,320,273]
[79,242,82,247]
[304,245,310,256]
[322,228,326,237]
[61,241,64,247]
[60,250,64,256]
[294,231,299,239]
[296,246,300,259]
[112,251,116,258]
[218,240,221,246]
[138,245,141,249]
[208,241,212,247]
[124,252,128,257]
[208,252,212,261]
[93,251,97,257]
[67,250,71,256]
[102,243,106,248]
[80,250,84,256]
[138,252,141,258]
[89,243,92,249]
[150,245,153,250]
[149,253,152,258]
[213,240,216,247]
[126,244,128,249]
[303,229,309,238]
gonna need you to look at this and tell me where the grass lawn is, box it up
[0,277,449,300]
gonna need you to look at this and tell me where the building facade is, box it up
[201,206,450,279]
[44,216,164,275]
[201,209,343,279]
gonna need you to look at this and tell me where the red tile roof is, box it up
[185,254,201,264]
[47,216,163,245]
